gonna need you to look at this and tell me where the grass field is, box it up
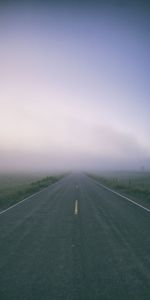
[89,171,150,203]
[0,173,63,210]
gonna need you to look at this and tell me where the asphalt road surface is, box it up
[0,173,150,300]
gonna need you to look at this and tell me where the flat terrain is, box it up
[90,171,150,207]
[0,174,61,209]
[0,173,150,300]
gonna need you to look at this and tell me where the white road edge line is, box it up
[99,182,150,213]
[0,186,49,216]
[74,200,78,215]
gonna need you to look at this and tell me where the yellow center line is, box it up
[74,200,78,215]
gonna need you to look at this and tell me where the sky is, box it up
[0,1,150,172]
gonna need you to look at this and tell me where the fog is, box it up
[0,1,150,173]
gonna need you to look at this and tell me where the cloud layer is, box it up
[0,4,150,172]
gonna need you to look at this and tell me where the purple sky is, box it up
[0,2,150,172]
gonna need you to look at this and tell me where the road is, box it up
[0,173,150,300]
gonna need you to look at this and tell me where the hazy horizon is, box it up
[0,1,150,173]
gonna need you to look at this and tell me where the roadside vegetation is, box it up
[89,171,150,204]
[0,174,63,210]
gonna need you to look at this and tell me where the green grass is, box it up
[89,171,150,203]
[0,174,63,210]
